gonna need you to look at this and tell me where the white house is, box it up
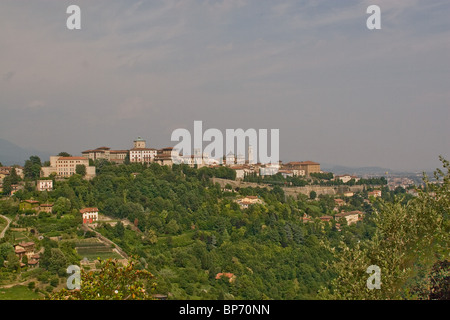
[80,207,99,224]
[129,137,158,163]
[37,180,53,192]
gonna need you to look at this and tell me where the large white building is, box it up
[129,137,158,163]
[335,174,360,183]
[41,156,96,179]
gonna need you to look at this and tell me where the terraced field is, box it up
[75,239,122,261]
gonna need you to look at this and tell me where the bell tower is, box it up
[134,137,146,149]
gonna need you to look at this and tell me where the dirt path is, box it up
[0,214,12,239]
[0,279,32,289]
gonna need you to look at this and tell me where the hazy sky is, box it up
[1,0,449,171]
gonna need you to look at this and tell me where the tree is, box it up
[47,248,68,276]
[49,258,156,300]
[165,219,180,235]
[309,191,317,200]
[144,229,158,245]
[76,164,87,177]
[24,156,42,180]
[9,167,20,184]
[53,197,71,215]
[114,221,125,238]
[0,243,14,266]
[2,176,12,195]
[124,153,130,165]
[6,251,20,271]
[58,152,72,157]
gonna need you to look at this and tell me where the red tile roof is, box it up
[80,207,99,214]
[58,157,87,161]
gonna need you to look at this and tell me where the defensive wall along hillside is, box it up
[211,177,366,197]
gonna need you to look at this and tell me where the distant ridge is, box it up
[0,138,52,166]
[321,164,394,176]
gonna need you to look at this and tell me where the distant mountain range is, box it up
[0,138,52,166]
[320,163,422,176]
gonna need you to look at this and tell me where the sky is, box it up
[1,0,449,172]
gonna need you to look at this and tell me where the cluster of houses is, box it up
[0,137,327,186]
[38,137,323,181]
[0,166,24,195]
[302,210,365,229]
[19,200,99,225]
[0,165,53,195]
[300,195,371,229]
[2,207,99,270]
[13,241,40,268]
[232,191,370,229]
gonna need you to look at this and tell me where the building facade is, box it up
[41,156,96,179]
[81,147,129,164]
[39,203,53,214]
[80,207,99,224]
[37,179,53,192]
[283,161,320,176]
[129,137,158,163]
[334,211,362,225]
[335,174,360,183]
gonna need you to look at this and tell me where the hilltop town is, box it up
[2,136,420,189]
[0,137,439,300]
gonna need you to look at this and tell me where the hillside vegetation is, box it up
[1,159,448,300]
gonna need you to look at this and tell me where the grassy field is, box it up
[9,230,31,243]
[0,285,42,300]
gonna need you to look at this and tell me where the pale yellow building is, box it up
[283,161,320,176]
[41,156,96,179]
[334,211,363,225]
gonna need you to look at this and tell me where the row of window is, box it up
[58,161,83,164]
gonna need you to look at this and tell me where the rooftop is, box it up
[80,207,99,214]
[58,156,87,161]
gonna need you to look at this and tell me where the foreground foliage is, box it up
[49,257,156,300]
[319,156,449,299]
